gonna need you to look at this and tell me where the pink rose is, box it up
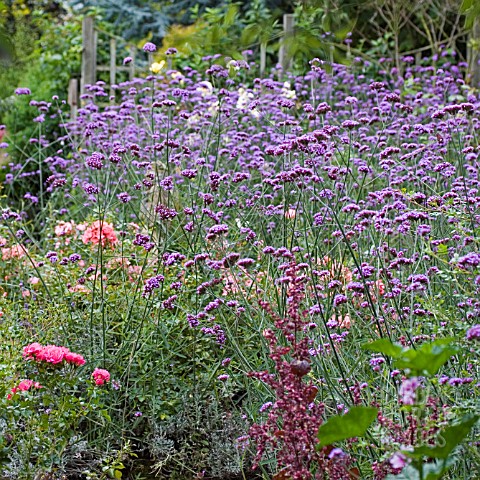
[17,379,34,391]
[39,345,68,364]
[22,343,85,368]
[8,379,42,398]
[92,368,110,386]
[64,351,86,366]
[23,342,43,360]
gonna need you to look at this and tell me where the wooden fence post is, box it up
[68,78,78,120]
[469,18,480,87]
[278,13,295,72]
[260,42,267,77]
[81,16,96,95]
[110,38,117,98]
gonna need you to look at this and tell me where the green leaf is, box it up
[460,0,474,13]
[100,409,111,422]
[395,339,458,376]
[317,406,378,448]
[437,243,448,257]
[362,339,404,358]
[411,414,478,460]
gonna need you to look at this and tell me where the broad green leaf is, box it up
[395,339,459,376]
[317,406,378,448]
[411,414,478,460]
[362,339,404,358]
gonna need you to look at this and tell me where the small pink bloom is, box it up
[338,314,352,329]
[64,351,86,366]
[375,279,385,296]
[92,368,110,386]
[28,277,40,285]
[17,379,34,391]
[54,221,75,237]
[2,244,28,260]
[68,284,91,294]
[284,208,296,219]
[8,379,42,398]
[390,452,409,470]
[82,220,118,248]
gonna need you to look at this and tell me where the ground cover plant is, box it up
[0,46,480,479]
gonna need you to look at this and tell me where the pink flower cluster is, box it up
[54,220,75,237]
[92,368,110,386]
[23,343,86,366]
[2,244,28,261]
[82,220,118,247]
[7,379,42,400]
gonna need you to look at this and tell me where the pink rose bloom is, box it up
[23,342,44,360]
[23,343,85,367]
[92,368,111,386]
[17,379,34,391]
[40,345,68,364]
[82,220,118,248]
[28,277,40,285]
[9,379,42,398]
[64,351,86,366]
[0,237,7,247]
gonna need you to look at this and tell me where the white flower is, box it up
[196,81,214,97]
[236,87,254,110]
[281,81,297,99]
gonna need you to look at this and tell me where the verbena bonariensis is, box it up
[1,50,480,478]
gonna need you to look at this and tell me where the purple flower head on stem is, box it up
[466,325,480,340]
[143,42,156,52]
[15,88,31,95]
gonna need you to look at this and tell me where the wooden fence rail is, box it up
[69,17,147,118]
[70,14,298,118]
[71,14,480,119]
